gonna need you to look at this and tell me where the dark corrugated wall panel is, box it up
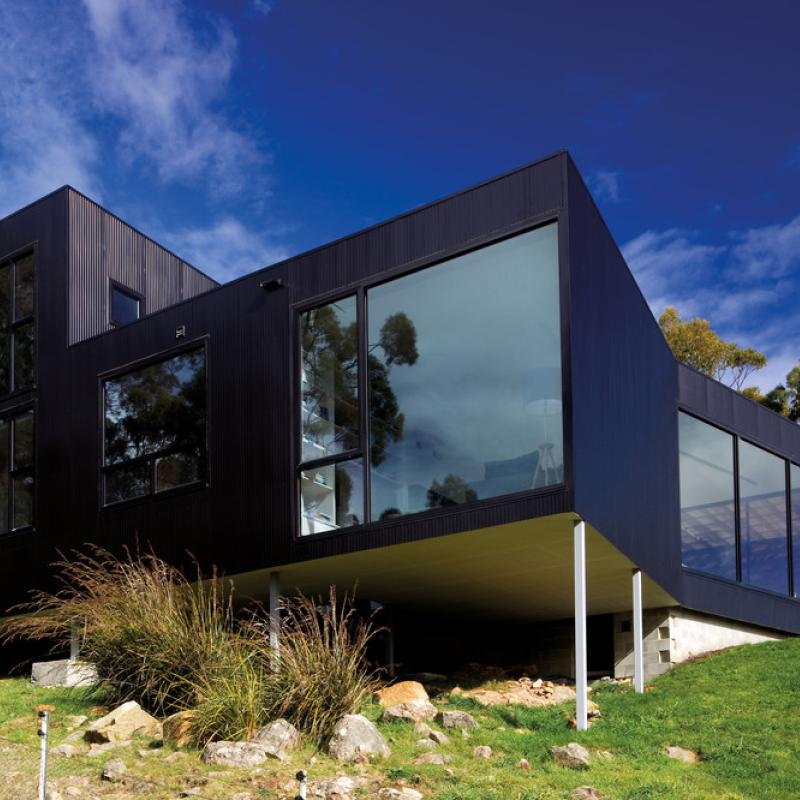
[565,156,683,598]
[678,364,800,462]
[68,189,217,345]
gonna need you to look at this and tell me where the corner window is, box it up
[110,283,141,327]
[0,409,34,533]
[0,251,35,394]
[296,223,563,535]
[679,412,737,581]
[102,348,207,505]
[738,441,788,595]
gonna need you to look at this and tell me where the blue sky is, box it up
[1,0,799,391]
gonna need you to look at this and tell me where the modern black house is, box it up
[1,152,797,727]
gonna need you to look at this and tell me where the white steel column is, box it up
[268,571,281,653]
[573,519,588,731]
[632,568,644,694]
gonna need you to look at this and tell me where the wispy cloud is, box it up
[623,215,800,388]
[159,217,289,282]
[0,3,101,215]
[82,0,263,195]
[588,169,622,204]
[253,0,273,15]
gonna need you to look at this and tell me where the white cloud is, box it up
[622,216,800,391]
[159,217,289,282]
[730,215,800,280]
[253,0,273,14]
[82,0,263,194]
[588,170,622,204]
[0,4,102,215]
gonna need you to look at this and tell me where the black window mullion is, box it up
[733,435,742,583]
[357,286,371,523]
[787,459,794,598]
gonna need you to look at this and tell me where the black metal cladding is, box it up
[1,155,800,636]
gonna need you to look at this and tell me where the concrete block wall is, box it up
[614,606,784,682]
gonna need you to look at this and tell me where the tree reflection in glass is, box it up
[103,349,206,503]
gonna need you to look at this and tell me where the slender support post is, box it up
[632,568,644,694]
[37,710,49,800]
[268,571,281,653]
[573,519,588,732]
[69,623,80,661]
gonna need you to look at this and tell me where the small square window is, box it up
[110,285,141,326]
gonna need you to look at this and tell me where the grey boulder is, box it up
[327,714,390,761]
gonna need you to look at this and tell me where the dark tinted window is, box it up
[368,224,562,520]
[792,464,800,598]
[111,285,141,326]
[0,251,35,394]
[739,441,788,594]
[0,409,34,533]
[103,348,206,504]
[679,412,737,581]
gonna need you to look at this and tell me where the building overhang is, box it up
[235,513,677,622]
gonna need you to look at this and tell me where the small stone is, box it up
[65,789,83,798]
[180,790,202,798]
[378,789,424,800]
[437,710,478,730]
[377,681,429,707]
[415,738,437,749]
[663,746,700,764]
[412,752,453,765]
[101,758,127,782]
[473,745,492,759]
[461,729,470,740]
[381,699,438,723]
[88,741,122,757]
[550,742,590,769]
[251,719,301,759]
[517,758,530,770]
[443,768,455,777]
[202,741,267,768]
[67,715,88,729]
[137,747,157,758]
[595,749,614,760]
[85,701,162,744]
[164,751,184,763]
[307,775,365,799]
[163,710,197,748]
[413,722,432,736]
[428,730,449,745]
[51,743,79,758]
[327,714,390,762]
[572,788,604,799]
[46,792,63,800]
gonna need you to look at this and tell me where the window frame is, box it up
[0,243,37,397]
[98,337,210,510]
[0,402,35,537]
[678,407,799,599]
[108,279,144,328]
[292,216,566,540]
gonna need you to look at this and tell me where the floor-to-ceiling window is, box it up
[738,441,788,594]
[297,222,562,536]
[678,412,737,581]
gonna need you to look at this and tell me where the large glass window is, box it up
[739,441,788,594]
[299,296,361,534]
[0,409,34,533]
[297,223,563,535]
[0,251,35,394]
[679,412,737,581]
[792,464,800,598]
[103,348,206,505]
[368,225,562,519]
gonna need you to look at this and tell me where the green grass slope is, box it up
[0,638,798,799]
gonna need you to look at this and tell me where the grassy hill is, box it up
[1,638,798,799]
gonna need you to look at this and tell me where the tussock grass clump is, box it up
[0,546,236,715]
[0,546,380,745]
[266,590,382,743]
